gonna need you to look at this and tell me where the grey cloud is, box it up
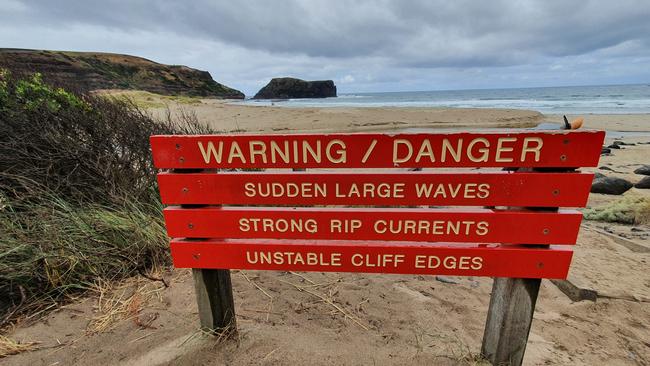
[1,0,649,93]
[6,0,650,64]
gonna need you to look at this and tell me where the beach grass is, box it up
[583,195,650,225]
[0,69,210,327]
[105,90,204,108]
[0,194,168,315]
[0,335,39,358]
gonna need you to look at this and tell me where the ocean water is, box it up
[240,84,650,114]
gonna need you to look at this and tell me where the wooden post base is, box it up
[192,268,237,334]
[481,277,541,366]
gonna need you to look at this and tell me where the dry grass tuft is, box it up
[87,277,165,334]
[0,335,39,358]
[240,272,274,322]
[282,272,370,330]
[635,198,650,225]
[413,326,488,365]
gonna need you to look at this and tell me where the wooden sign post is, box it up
[151,130,604,365]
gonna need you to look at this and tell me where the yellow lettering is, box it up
[228,142,246,163]
[197,141,223,164]
[351,254,363,266]
[415,139,435,163]
[477,183,490,198]
[467,138,490,162]
[244,182,255,197]
[393,139,413,164]
[415,183,433,198]
[415,255,426,268]
[476,221,489,235]
[441,138,463,162]
[521,137,543,162]
[495,137,516,163]
[249,140,267,163]
[239,218,250,232]
[270,140,290,164]
[326,140,346,163]
[302,140,322,163]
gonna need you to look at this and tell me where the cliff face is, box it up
[0,49,244,99]
[254,77,336,99]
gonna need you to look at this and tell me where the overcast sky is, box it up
[2,0,650,95]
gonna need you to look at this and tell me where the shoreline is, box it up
[151,98,546,133]
[182,101,650,134]
[105,91,650,133]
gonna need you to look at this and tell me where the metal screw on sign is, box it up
[188,223,194,229]
[560,155,567,161]
[192,253,200,260]
[543,228,550,235]
[537,262,544,268]
[182,187,189,194]
[179,157,185,163]
[175,143,181,150]
[552,189,560,196]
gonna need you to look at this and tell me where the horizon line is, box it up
[340,82,650,95]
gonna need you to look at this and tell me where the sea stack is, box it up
[253,77,337,99]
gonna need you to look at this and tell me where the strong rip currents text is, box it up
[238,217,489,236]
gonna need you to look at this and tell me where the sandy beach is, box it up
[149,98,546,133]
[5,96,650,366]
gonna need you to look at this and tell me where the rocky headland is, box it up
[0,48,244,99]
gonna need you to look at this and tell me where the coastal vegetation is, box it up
[0,49,244,99]
[105,90,204,109]
[583,195,650,225]
[0,70,209,327]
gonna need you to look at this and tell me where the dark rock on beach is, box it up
[254,77,337,99]
[607,144,621,149]
[635,176,650,189]
[634,165,650,176]
[591,176,633,195]
[612,140,635,146]
[435,275,460,284]
[601,148,611,154]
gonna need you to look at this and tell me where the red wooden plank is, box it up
[150,131,604,169]
[169,239,573,279]
[163,207,582,244]
[157,171,594,207]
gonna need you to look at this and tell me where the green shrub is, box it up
[0,69,209,204]
[0,69,211,325]
[13,73,88,112]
